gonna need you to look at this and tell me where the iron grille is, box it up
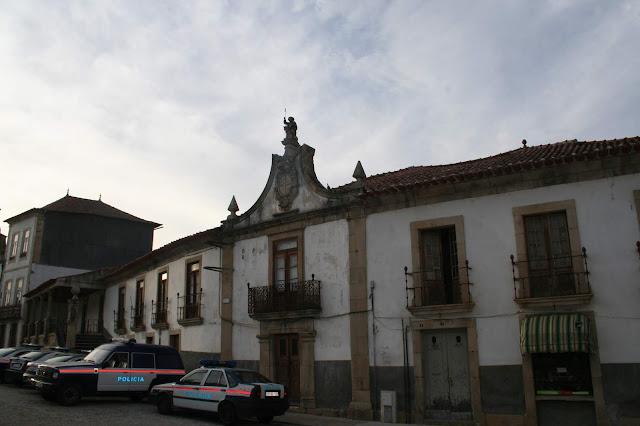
[131,305,145,328]
[248,277,321,315]
[0,304,21,320]
[113,308,126,331]
[152,298,169,325]
[177,289,203,321]
[404,261,472,308]
[511,247,591,299]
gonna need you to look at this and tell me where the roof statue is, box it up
[282,116,300,156]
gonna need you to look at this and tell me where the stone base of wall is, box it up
[288,406,347,418]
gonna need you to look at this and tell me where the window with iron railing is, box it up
[114,308,126,331]
[511,211,591,300]
[248,276,321,316]
[132,279,145,329]
[152,298,169,327]
[177,289,203,323]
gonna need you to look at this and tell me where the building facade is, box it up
[58,125,640,425]
[1,194,159,347]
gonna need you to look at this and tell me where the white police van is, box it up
[33,338,185,405]
[150,360,289,425]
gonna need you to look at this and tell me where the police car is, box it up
[150,361,289,425]
[33,339,185,405]
[0,344,42,382]
[22,353,86,387]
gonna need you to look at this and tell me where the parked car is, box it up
[22,353,86,387]
[5,347,71,385]
[0,345,43,382]
[33,338,185,405]
[150,360,289,425]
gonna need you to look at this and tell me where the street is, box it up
[0,382,384,426]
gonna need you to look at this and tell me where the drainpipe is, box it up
[370,280,378,419]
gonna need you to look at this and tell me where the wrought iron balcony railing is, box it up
[131,305,145,329]
[152,298,169,326]
[177,289,203,322]
[404,261,473,308]
[511,248,591,300]
[113,308,126,331]
[0,303,21,320]
[248,276,321,316]
[83,319,100,335]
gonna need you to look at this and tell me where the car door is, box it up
[203,369,229,411]
[172,370,207,410]
[129,352,156,392]
[97,351,130,392]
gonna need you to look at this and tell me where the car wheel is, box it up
[218,402,237,425]
[157,393,173,415]
[57,383,82,406]
[257,415,274,423]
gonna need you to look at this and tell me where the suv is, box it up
[33,339,185,405]
[150,360,289,425]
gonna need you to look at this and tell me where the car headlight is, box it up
[52,372,59,379]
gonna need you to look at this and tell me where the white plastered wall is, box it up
[366,174,640,367]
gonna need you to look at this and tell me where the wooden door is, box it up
[275,334,300,402]
[423,329,472,421]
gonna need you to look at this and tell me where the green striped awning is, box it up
[520,314,593,354]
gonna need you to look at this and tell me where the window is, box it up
[205,370,225,386]
[132,353,155,369]
[157,271,168,314]
[512,200,589,306]
[420,226,460,305]
[169,332,180,350]
[274,239,298,286]
[185,261,200,310]
[14,279,23,304]
[133,279,144,327]
[20,229,30,257]
[409,216,471,313]
[9,234,18,259]
[532,352,592,395]
[182,370,206,385]
[105,352,129,369]
[116,286,126,330]
[524,212,574,297]
[3,281,12,306]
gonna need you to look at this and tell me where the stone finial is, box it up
[522,139,527,148]
[228,196,239,219]
[353,161,366,181]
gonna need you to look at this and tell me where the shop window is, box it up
[533,352,593,395]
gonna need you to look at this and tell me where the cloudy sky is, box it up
[1,0,639,249]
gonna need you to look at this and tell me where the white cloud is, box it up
[1,0,639,248]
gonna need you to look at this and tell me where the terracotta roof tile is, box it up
[336,137,640,196]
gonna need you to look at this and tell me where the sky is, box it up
[1,0,639,249]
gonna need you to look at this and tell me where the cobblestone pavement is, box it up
[0,383,408,426]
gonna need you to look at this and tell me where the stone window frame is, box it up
[268,229,305,287]
[9,233,19,261]
[512,200,591,308]
[20,229,30,258]
[169,328,181,351]
[519,311,608,425]
[184,254,203,304]
[153,266,170,328]
[409,215,473,315]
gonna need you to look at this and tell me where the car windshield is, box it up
[46,354,75,363]
[84,348,112,364]
[0,348,17,356]
[22,351,47,360]
[232,370,271,384]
